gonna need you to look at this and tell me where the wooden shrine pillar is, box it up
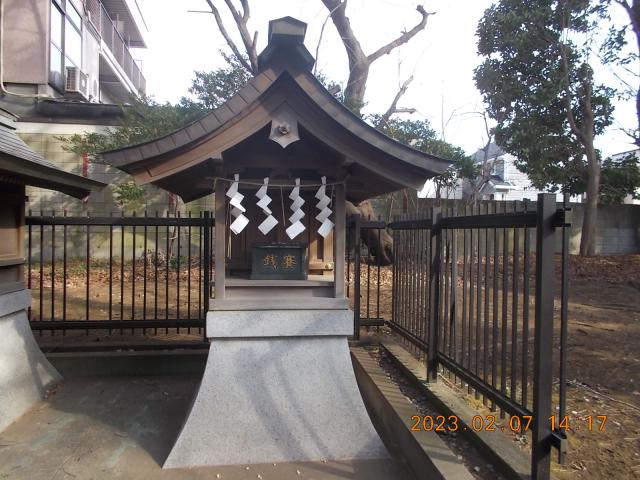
[333,182,345,299]
[214,184,226,300]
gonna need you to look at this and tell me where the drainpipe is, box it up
[0,0,52,99]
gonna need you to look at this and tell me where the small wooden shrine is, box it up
[102,17,450,469]
[103,17,449,308]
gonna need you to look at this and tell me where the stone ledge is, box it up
[351,347,474,480]
[207,309,354,338]
[0,289,31,318]
[209,297,349,311]
[380,337,531,480]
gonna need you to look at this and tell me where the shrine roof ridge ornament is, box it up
[99,16,452,203]
[257,17,315,73]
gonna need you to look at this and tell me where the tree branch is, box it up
[378,75,415,126]
[321,1,431,112]
[469,110,494,202]
[314,1,346,76]
[222,0,258,73]
[321,0,367,68]
[239,0,250,21]
[367,6,432,64]
[204,0,253,73]
[559,40,588,144]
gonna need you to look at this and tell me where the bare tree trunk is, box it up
[580,141,600,255]
[559,43,601,256]
[321,0,431,113]
[346,201,393,265]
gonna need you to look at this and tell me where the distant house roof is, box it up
[610,148,639,160]
[0,110,105,198]
[471,143,506,163]
[100,17,451,203]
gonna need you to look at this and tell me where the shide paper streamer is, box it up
[227,174,249,235]
[315,176,334,238]
[286,178,306,239]
[256,177,278,235]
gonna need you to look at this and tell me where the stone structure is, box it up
[0,110,104,431]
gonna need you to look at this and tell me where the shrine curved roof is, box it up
[100,17,452,202]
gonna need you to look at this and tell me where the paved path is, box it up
[0,376,412,480]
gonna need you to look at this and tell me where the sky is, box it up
[131,0,637,158]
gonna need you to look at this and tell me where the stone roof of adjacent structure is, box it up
[0,110,105,198]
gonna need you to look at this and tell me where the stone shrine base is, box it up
[164,309,388,468]
[0,289,61,432]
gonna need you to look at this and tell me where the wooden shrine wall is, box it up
[227,188,334,276]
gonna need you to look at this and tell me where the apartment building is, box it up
[0,0,161,213]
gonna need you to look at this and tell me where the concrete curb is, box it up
[380,337,531,480]
[46,349,208,377]
[351,347,474,480]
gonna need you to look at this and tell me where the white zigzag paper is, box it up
[318,218,334,238]
[256,177,277,235]
[258,215,278,235]
[314,176,333,237]
[230,214,249,235]
[286,177,305,238]
[289,208,305,224]
[227,174,248,234]
[286,220,305,239]
[316,195,331,210]
[290,196,305,211]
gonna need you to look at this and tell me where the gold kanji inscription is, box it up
[282,254,297,270]
[263,254,278,269]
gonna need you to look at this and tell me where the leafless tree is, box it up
[319,1,434,263]
[203,0,259,74]
[466,110,495,203]
[320,0,432,113]
[612,0,640,146]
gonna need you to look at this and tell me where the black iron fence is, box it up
[346,216,388,339]
[349,193,571,480]
[26,211,213,336]
[26,196,569,477]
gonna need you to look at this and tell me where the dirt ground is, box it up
[350,256,640,479]
[552,256,640,479]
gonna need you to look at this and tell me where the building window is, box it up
[49,0,83,91]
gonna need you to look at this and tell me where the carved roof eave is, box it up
[100,65,452,198]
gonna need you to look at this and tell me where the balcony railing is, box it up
[85,0,146,95]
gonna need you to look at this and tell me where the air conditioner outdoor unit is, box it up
[65,66,89,99]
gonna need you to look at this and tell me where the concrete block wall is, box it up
[374,194,640,256]
[568,203,640,255]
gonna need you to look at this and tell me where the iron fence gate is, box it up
[348,193,571,480]
[26,211,213,338]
